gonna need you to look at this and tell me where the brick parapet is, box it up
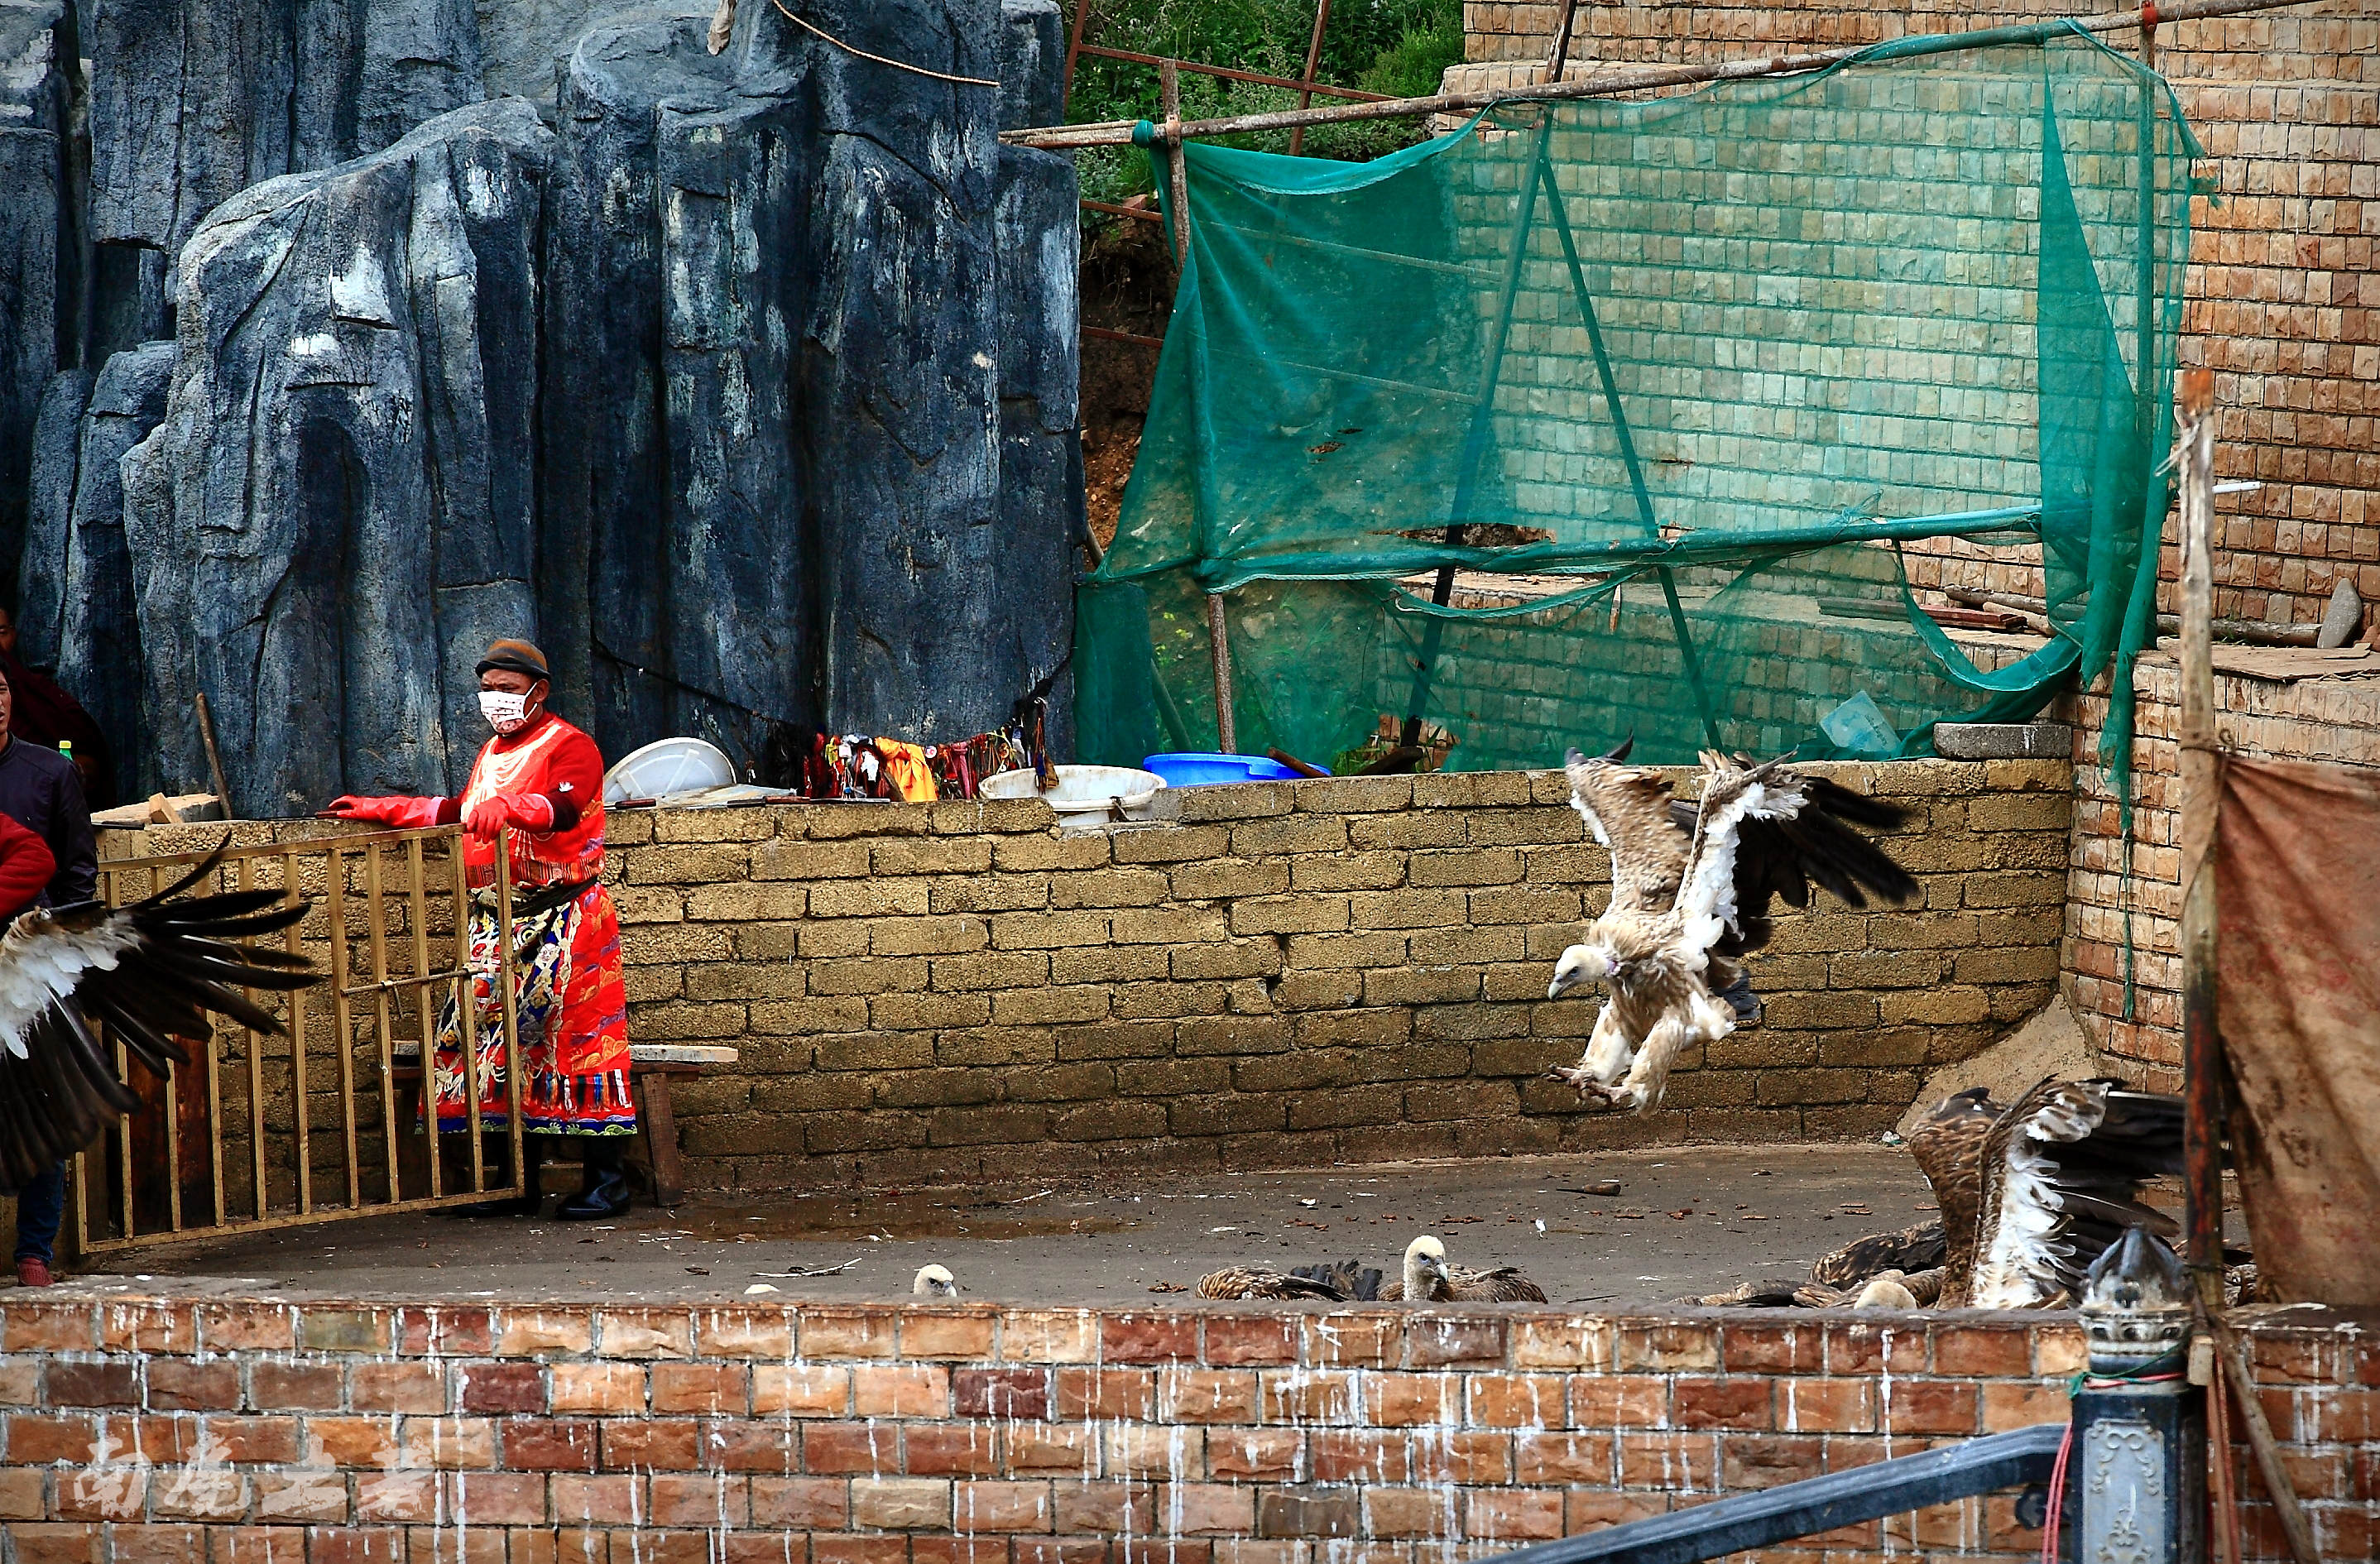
[103,760,2070,1194]
[0,1292,2368,1563]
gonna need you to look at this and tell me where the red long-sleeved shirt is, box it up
[0,809,59,920]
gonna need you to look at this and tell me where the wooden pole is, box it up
[2176,366,2224,1308]
[1545,0,1585,84]
[194,691,233,818]
[1287,0,1333,156]
[1161,56,1239,753]
[1002,0,2325,147]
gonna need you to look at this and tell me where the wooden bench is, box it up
[391,1041,737,1207]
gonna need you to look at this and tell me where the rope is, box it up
[766,0,999,87]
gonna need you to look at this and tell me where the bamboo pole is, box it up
[1001,0,2325,148]
[2176,366,2224,1312]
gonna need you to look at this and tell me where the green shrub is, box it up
[1063,0,1465,213]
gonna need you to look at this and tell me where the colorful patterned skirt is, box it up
[432,879,636,1136]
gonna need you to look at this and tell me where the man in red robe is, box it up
[326,639,636,1218]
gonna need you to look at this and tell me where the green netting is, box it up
[1076,26,2198,774]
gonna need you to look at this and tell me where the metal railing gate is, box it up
[72,827,526,1252]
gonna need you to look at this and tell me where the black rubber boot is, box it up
[453,1134,546,1217]
[559,1137,631,1221]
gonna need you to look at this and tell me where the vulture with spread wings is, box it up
[1915,1077,2190,1309]
[1546,741,1918,1113]
[0,853,319,1190]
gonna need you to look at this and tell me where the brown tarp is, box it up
[2215,756,2380,1305]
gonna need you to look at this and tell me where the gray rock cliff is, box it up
[18,343,172,804]
[14,0,1080,812]
[122,101,552,813]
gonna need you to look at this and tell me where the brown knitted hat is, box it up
[476,638,549,681]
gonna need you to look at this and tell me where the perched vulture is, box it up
[1377,1235,1547,1303]
[912,1264,960,1298]
[1547,741,1918,1113]
[1194,1265,1346,1302]
[0,853,318,1191]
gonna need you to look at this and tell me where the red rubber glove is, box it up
[463,792,555,840]
[325,795,444,828]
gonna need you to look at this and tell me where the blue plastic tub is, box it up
[1142,751,1325,787]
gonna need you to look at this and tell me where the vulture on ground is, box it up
[1377,1235,1548,1303]
[1951,1076,2187,1308]
[1701,1077,2211,1312]
[1546,741,1918,1113]
[0,852,318,1191]
[913,1264,960,1298]
[1195,1265,1347,1302]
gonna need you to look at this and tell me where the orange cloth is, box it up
[876,739,939,803]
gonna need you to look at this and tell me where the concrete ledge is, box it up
[1933,723,2073,760]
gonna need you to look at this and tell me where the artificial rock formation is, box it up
[17,0,1080,811]
[84,0,483,357]
[541,0,1078,775]
[123,101,552,813]
[0,0,80,587]
[18,343,173,804]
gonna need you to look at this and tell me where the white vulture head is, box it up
[912,1263,960,1298]
[1402,1235,1450,1301]
[1547,940,1617,998]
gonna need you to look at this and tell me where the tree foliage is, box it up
[1063,0,1464,214]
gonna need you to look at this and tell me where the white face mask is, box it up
[479,689,531,734]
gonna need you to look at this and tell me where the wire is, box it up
[766,0,1000,87]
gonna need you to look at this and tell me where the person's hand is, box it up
[325,795,442,828]
[463,793,554,839]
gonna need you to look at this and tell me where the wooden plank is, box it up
[410,837,442,1201]
[366,846,401,1202]
[324,847,359,1210]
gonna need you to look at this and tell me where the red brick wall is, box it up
[2055,654,2380,1079]
[2,1293,2372,1563]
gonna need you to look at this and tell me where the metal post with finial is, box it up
[2070,1228,2205,1564]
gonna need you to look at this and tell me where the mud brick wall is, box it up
[95,760,2071,1197]
[0,1292,2371,1564]
[601,761,2066,1192]
[1459,0,2380,631]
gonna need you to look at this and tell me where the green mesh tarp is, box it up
[1077,26,2198,773]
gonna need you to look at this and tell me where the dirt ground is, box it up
[54,1144,1947,1309]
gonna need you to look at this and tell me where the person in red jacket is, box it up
[0,810,59,1285]
[325,640,635,1219]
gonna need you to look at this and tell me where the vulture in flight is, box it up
[0,852,318,1191]
[1547,741,1918,1113]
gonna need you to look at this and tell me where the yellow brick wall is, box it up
[2056,661,2380,1084]
[99,763,2069,1192]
